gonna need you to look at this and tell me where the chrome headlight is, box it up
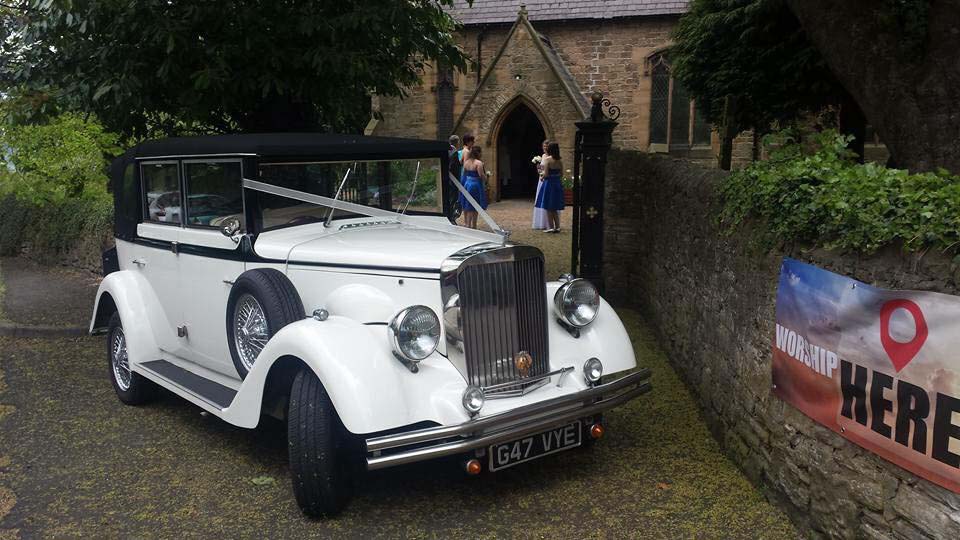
[462,385,485,415]
[553,278,600,327]
[583,357,603,385]
[389,305,441,363]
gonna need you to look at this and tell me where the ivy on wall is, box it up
[719,129,960,252]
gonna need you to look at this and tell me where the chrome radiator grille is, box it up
[445,246,549,392]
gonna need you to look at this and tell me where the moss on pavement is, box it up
[0,324,16,539]
[0,258,99,328]
[0,202,799,537]
[0,314,800,538]
[0,259,7,323]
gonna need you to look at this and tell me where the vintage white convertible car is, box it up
[89,133,651,517]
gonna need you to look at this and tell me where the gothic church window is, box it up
[648,54,711,153]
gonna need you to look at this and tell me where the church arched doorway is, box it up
[495,102,547,199]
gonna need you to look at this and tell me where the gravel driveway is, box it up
[0,315,798,538]
[0,204,799,538]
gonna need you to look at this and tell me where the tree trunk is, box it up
[838,90,866,163]
[786,0,960,173]
[719,95,738,171]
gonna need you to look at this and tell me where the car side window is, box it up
[183,161,245,228]
[142,162,182,224]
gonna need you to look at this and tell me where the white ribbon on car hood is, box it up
[447,172,506,238]
[242,178,507,244]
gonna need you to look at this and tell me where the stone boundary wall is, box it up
[0,195,110,276]
[603,150,960,539]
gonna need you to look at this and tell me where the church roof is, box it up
[537,34,591,116]
[448,0,689,26]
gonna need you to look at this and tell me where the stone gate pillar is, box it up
[572,92,619,292]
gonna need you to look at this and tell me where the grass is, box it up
[0,320,15,539]
[483,200,572,279]
[0,202,800,536]
[0,318,800,538]
[0,258,6,322]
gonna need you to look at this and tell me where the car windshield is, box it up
[255,158,443,231]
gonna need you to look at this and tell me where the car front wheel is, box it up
[106,312,157,405]
[287,367,352,518]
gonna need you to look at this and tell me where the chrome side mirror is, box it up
[220,217,242,243]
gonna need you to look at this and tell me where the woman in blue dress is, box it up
[457,132,475,173]
[459,145,489,229]
[534,142,564,233]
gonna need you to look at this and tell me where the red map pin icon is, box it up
[879,299,928,372]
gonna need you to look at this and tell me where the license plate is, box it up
[488,421,582,471]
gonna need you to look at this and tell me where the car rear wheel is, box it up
[226,268,304,379]
[287,367,352,518]
[106,312,157,405]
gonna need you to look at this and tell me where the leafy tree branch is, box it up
[2,0,472,136]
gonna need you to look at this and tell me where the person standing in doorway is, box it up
[459,145,489,229]
[532,139,550,230]
[448,134,461,177]
[457,132,475,178]
[534,142,564,233]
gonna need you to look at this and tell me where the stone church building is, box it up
[368,0,733,201]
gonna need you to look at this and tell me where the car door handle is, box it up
[131,258,147,267]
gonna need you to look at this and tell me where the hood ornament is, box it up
[514,351,533,378]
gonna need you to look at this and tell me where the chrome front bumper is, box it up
[364,368,652,470]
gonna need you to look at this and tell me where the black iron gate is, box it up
[571,92,619,293]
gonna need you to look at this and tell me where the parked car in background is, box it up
[146,191,181,223]
[90,133,651,517]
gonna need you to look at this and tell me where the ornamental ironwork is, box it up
[588,91,621,122]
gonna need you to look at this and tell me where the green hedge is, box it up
[0,194,113,269]
[719,130,960,252]
[0,112,119,270]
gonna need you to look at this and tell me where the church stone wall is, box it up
[375,16,677,153]
[530,17,675,151]
[373,26,512,143]
[454,21,584,200]
[372,14,757,197]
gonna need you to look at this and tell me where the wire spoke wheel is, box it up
[110,326,132,391]
[234,293,269,371]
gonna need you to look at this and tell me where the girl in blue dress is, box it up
[459,145,489,229]
[457,132,475,173]
[534,142,564,233]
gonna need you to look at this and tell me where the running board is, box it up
[140,360,237,410]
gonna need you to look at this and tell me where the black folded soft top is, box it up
[108,132,451,242]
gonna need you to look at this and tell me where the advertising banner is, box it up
[773,258,960,493]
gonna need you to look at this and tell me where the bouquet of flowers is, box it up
[531,155,542,164]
